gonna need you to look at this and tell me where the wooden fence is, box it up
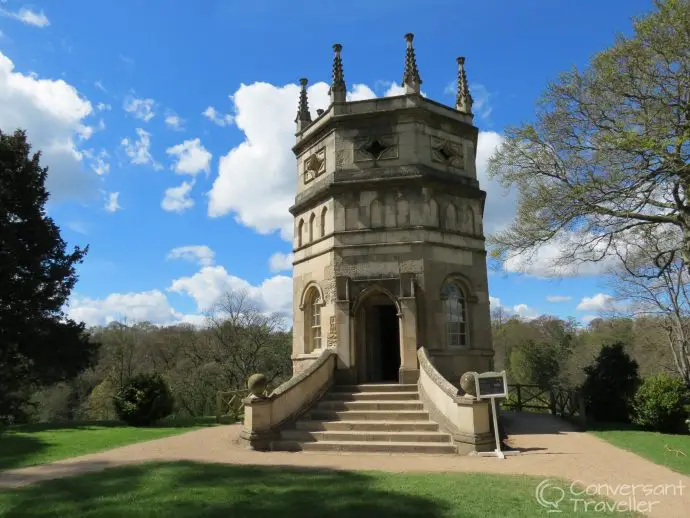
[215,389,249,424]
[503,384,587,428]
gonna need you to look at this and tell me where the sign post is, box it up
[473,371,520,459]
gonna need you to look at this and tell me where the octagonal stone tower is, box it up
[290,34,493,386]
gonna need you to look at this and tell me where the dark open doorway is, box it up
[377,304,400,382]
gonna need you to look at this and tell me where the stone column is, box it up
[398,296,419,383]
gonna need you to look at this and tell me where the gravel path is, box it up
[1,413,688,517]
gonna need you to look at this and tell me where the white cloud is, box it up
[68,290,185,327]
[167,245,215,267]
[581,314,599,324]
[546,295,572,303]
[347,84,376,101]
[104,191,121,213]
[161,180,194,213]
[207,80,448,240]
[269,252,294,272]
[96,102,111,111]
[123,95,155,122]
[88,149,110,175]
[121,128,162,169]
[576,293,616,312]
[470,84,492,120]
[166,138,211,176]
[202,106,233,127]
[1,7,49,27]
[165,111,184,131]
[475,131,516,235]
[94,81,107,93]
[502,236,619,278]
[168,265,292,315]
[0,51,97,202]
[489,296,540,320]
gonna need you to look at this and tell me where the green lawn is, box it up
[590,423,690,475]
[0,462,641,518]
[0,418,222,471]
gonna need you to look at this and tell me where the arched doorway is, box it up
[354,289,401,383]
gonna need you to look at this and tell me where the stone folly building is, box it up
[290,34,493,386]
[241,34,496,455]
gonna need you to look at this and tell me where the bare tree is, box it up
[608,232,690,386]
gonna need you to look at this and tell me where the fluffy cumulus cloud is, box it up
[0,7,49,27]
[161,180,194,213]
[268,252,294,272]
[104,191,121,213]
[489,296,539,320]
[546,295,572,303]
[207,79,468,241]
[0,51,99,202]
[123,95,155,122]
[202,106,233,127]
[67,290,188,327]
[167,245,215,267]
[502,235,620,278]
[576,293,616,313]
[121,128,162,169]
[168,266,292,315]
[166,138,211,176]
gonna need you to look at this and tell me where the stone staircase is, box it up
[273,383,457,454]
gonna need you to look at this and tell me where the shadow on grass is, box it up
[7,417,221,434]
[0,462,454,518]
[0,435,49,472]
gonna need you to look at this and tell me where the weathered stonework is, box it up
[289,43,493,387]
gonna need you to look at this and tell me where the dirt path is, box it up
[1,413,688,517]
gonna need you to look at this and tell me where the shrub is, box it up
[581,342,640,423]
[632,374,690,433]
[113,373,174,426]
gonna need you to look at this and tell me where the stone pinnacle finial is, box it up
[295,77,312,130]
[402,33,422,94]
[329,43,346,103]
[455,56,473,116]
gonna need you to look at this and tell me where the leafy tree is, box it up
[581,342,640,423]
[488,0,690,275]
[508,340,561,387]
[0,129,98,425]
[113,373,174,426]
[632,373,690,433]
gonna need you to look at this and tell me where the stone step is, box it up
[309,410,430,421]
[332,384,418,393]
[272,440,457,455]
[281,429,451,443]
[316,400,424,411]
[323,391,419,401]
[295,420,440,432]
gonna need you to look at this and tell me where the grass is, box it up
[0,417,225,471]
[0,461,641,518]
[589,422,690,475]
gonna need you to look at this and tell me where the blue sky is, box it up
[0,0,655,327]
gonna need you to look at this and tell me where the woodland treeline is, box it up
[492,312,678,389]
[28,292,292,423]
[27,303,681,423]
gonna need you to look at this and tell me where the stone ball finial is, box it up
[460,372,477,397]
[333,43,342,53]
[299,77,309,87]
[247,373,268,397]
[404,33,415,43]
[457,56,466,66]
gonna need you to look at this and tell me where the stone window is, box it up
[320,207,327,237]
[297,219,304,247]
[441,282,467,347]
[305,289,322,353]
[309,213,316,242]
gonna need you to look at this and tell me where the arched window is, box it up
[445,203,457,231]
[309,213,316,242]
[320,207,327,237]
[297,219,304,247]
[441,282,467,347]
[370,198,383,228]
[304,288,322,353]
